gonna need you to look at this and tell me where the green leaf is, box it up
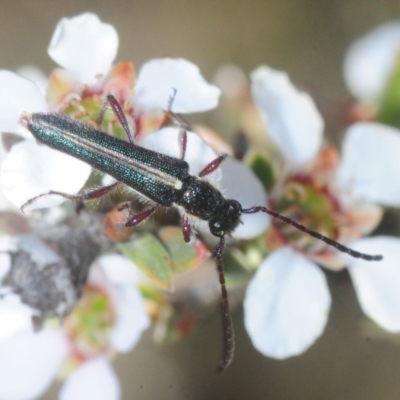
[377,53,400,129]
[247,152,275,192]
[118,232,173,289]
[158,226,209,273]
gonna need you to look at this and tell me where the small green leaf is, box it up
[118,233,173,289]
[158,226,209,272]
[247,152,275,192]
[377,53,400,129]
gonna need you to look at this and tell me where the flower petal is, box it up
[219,157,270,239]
[48,13,118,84]
[344,201,383,236]
[347,236,400,331]
[0,294,36,345]
[97,253,147,285]
[0,71,47,135]
[251,66,323,166]
[244,247,331,358]
[0,329,68,400]
[0,237,11,279]
[336,122,400,206]
[16,65,48,97]
[47,68,83,110]
[59,357,120,400]
[111,284,150,352]
[344,22,400,101]
[139,127,220,178]
[134,58,221,113]
[1,138,92,209]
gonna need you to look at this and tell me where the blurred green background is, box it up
[1,1,400,399]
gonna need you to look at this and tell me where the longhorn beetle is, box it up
[20,94,383,372]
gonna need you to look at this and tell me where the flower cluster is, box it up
[0,12,265,399]
[0,11,399,400]
[243,65,400,358]
[0,12,225,400]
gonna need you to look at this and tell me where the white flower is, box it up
[347,236,400,332]
[244,65,400,359]
[134,58,221,113]
[244,247,330,358]
[0,12,221,211]
[58,357,120,400]
[251,66,324,167]
[0,253,150,400]
[344,21,400,102]
[48,13,119,85]
[336,122,400,207]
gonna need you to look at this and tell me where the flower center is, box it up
[272,175,340,255]
[63,95,133,141]
[63,285,115,364]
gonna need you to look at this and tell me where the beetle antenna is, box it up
[242,206,383,261]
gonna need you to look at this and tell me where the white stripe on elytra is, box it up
[48,122,184,191]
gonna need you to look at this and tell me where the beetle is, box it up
[20,94,382,372]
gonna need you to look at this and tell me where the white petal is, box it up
[0,71,47,135]
[347,236,400,331]
[134,58,221,113]
[244,247,331,358]
[251,66,323,166]
[139,127,220,177]
[1,138,91,209]
[48,13,118,84]
[0,189,18,211]
[344,22,400,101]
[59,357,120,400]
[0,329,68,400]
[219,157,270,239]
[336,122,400,206]
[213,64,248,99]
[16,65,48,97]
[111,284,150,352]
[0,244,11,280]
[97,254,147,285]
[0,294,36,345]
[102,174,117,186]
